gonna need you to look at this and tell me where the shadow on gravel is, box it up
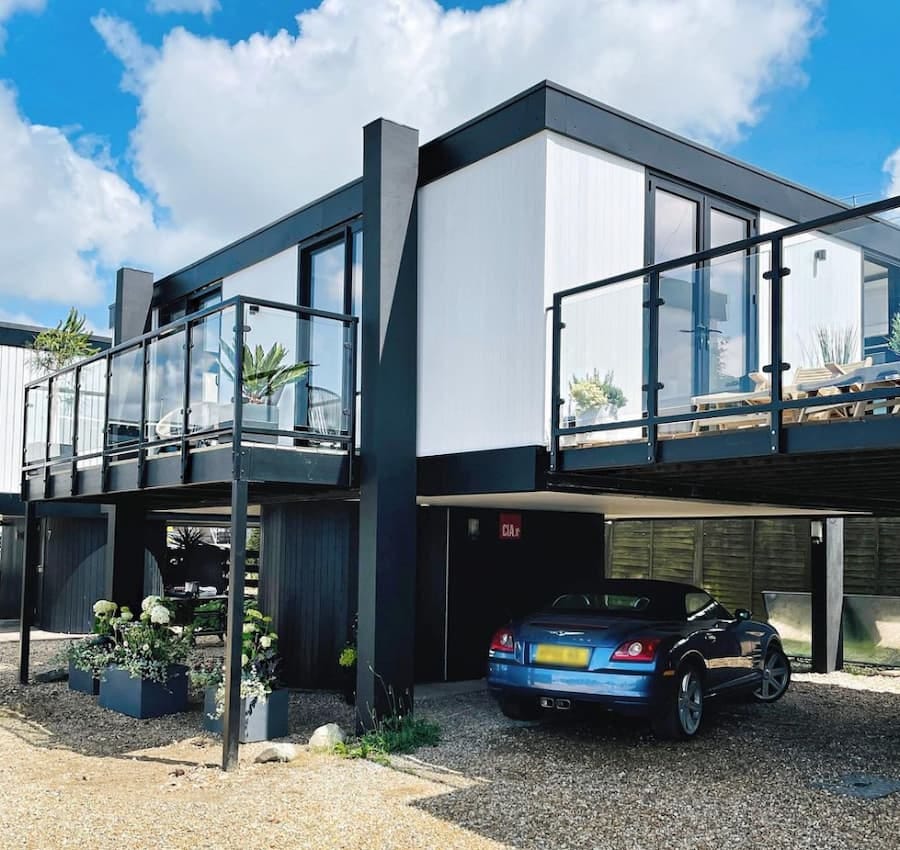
[407,686,900,850]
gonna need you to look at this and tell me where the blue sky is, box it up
[0,0,898,332]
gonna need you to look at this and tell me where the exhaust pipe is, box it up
[538,696,573,710]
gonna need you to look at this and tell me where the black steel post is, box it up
[70,366,81,491]
[646,272,661,462]
[222,302,247,772]
[18,501,40,684]
[766,236,786,454]
[222,478,248,771]
[549,295,562,473]
[811,517,844,674]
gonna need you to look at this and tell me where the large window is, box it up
[297,225,363,435]
[648,177,758,418]
[863,256,900,364]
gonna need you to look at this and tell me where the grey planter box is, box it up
[98,664,188,719]
[202,686,289,743]
[68,661,100,696]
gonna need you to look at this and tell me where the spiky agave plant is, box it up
[221,340,310,403]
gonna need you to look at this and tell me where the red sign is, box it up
[499,513,522,541]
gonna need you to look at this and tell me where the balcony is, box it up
[22,297,358,504]
[550,196,900,512]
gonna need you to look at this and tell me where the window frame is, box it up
[646,174,760,396]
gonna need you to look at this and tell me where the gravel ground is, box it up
[2,640,899,850]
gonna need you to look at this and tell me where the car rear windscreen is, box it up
[549,590,681,620]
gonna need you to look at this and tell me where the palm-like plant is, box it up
[221,341,310,404]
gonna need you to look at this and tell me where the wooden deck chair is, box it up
[831,357,873,375]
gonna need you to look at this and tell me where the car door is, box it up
[685,591,742,690]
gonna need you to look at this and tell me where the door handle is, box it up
[704,633,717,642]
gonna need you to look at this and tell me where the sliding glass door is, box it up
[652,179,757,420]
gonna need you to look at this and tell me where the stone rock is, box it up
[308,723,345,750]
[36,668,68,684]
[254,743,298,764]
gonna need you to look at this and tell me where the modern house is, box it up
[15,81,900,768]
[0,321,110,623]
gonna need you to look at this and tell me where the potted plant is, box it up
[220,340,310,440]
[569,369,627,427]
[58,599,129,694]
[98,595,193,719]
[194,600,287,742]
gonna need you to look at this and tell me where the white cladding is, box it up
[0,344,38,495]
[417,131,645,456]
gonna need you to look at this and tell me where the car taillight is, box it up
[490,627,515,653]
[611,638,661,662]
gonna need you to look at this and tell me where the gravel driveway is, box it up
[2,640,899,850]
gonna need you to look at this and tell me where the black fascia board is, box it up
[417,80,849,224]
[541,82,850,222]
[417,446,548,496]
[152,178,363,307]
[417,82,549,184]
[0,321,110,350]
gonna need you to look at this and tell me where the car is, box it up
[486,578,790,739]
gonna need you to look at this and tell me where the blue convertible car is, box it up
[487,579,790,739]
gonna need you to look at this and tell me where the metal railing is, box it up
[550,194,900,470]
[22,295,358,490]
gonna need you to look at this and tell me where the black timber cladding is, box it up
[258,500,358,689]
[39,515,108,633]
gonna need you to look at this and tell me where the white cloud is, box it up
[148,0,220,16]
[0,0,45,49]
[884,149,900,198]
[91,14,159,95]
[93,0,820,254]
[0,82,217,307]
[0,0,822,318]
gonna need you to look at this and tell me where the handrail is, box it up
[24,295,358,390]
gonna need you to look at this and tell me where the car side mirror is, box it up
[734,608,752,621]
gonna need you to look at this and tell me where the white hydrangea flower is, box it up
[242,622,256,634]
[259,636,272,649]
[92,600,116,616]
[149,605,171,625]
[241,653,249,666]
[119,609,133,622]
[141,595,162,612]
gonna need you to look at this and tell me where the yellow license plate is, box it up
[534,644,590,667]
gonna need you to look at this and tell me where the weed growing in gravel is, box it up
[334,669,441,762]
[334,715,441,763]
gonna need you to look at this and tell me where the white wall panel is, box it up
[544,135,646,442]
[0,345,38,496]
[417,134,548,456]
[221,246,298,303]
[544,133,645,305]
[418,132,648,456]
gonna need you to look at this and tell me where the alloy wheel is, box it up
[755,650,790,701]
[677,670,703,735]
